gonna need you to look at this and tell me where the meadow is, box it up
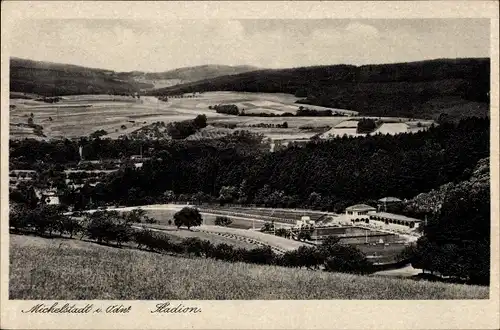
[9,234,489,300]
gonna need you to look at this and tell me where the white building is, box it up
[345,204,377,222]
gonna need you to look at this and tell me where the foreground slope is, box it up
[10,235,488,299]
[150,58,490,120]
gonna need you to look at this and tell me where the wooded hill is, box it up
[10,57,151,96]
[149,58,490,120]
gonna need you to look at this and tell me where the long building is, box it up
[344,204,422,229]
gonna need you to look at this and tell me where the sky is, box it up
[10,19,490,72]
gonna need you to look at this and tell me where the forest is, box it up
[10,117,489,211]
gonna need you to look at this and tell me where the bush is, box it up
[214,216,232,227]
[182,237,211,257]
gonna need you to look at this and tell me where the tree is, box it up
[173,207,203,230]
[30,205,66,236]
[320,236,371,274]
[124,208,147,223]
[57,216,83,238]
[163,190,176,202]
[357,118,378,134]
[297,229,312,241]
[193,114,207,129]
[260,221,274,233]
[218,186,238,204]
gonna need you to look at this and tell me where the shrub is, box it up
[241,246,276,265]
[214,216,232,227]
[182,237,210,257]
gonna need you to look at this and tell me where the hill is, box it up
[10,57,151,96]
[149,58,490,120]
[10,58,259,96]
[120,64,258,82]
[9,234,488,299]
[115,65,259,90]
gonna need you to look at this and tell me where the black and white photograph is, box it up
[1,1,499,329]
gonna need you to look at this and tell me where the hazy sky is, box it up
[10,19,490,72]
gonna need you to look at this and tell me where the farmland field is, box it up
[10,91,434,141]
[9,92,356,140]
[9,234,489,299]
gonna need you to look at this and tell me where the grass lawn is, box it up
[9,234,489,300]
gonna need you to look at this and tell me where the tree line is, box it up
[208,104,346,117]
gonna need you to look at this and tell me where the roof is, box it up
[346,204,376,212]
[378,197,402,203]
[371,212,422,223]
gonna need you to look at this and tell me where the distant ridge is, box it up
[148,57,490,120]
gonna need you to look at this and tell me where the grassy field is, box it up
[9,234,489,300]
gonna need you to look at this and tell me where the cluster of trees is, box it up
[296,107,334,117]
[9,203,159,241]
[89,130,108,139]
[10,204,80,237]
[357,118,380,134]
[35,96,61,103]
[166,114,207,139]
[208,104,343,118]
[280,237,372,273]
[248,122,288,128]
[402,160,490,285]
[209,104,239,115]
[158,96,169,102]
